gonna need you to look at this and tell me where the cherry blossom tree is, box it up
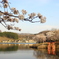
[33,34,46,43]
[46,31,55,41]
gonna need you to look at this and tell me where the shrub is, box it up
[0,32,18,39]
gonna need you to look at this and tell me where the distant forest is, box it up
[0,32,18,39]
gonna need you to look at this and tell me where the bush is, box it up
[0,32,18,39]
[0,32,4,36]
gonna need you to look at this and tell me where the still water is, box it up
[0,44,59,59]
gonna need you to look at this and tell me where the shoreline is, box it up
[0,43,36,44]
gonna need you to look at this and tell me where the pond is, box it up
[0,44,59,59]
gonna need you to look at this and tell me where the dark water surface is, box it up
[0,44,59,59]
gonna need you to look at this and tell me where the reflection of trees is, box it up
[0,44,31,51]
[0,44,18,51]
[33,49,47,59]
[33,49,59,59]
[46,55,59,59]
[56,49,59,57]
[18,44,31,50]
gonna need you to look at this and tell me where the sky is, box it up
[0,0,59,34]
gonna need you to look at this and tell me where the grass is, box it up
[0,37,14,41]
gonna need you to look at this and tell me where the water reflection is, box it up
[0,44,59,59]
[0,44,18,51]
[48,42,56,55]
[48,47,56,55]
[0,44,32,51]
[33,49,59,59]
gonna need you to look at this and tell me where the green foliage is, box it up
[0,45,18,51]
[0,32,4,36]
[0,32,18,39]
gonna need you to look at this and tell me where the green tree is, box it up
[0,32,18,39]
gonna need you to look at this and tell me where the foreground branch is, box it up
[0,0,46,31]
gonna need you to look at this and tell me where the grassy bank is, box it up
[0,37,14,41]
[30,42,59,49]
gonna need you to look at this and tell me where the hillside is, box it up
[18,33,34,40]
[0,37,14,41]
[0,32,18,39]
[33,29,59,43]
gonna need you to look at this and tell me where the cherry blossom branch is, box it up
[0,0,46,31]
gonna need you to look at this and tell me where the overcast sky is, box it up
[0,0,59,34]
